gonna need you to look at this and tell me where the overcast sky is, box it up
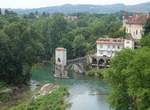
[0,0,150,9]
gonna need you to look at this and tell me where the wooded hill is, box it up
[11,2,150,14]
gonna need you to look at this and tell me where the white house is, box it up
[96,37,134,58]
[123,13,149,40]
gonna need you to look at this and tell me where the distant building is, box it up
[96,37,134,58]
[64,15,78,21]
[123,13,149,40]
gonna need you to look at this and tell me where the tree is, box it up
[0,22,43,85]
[104,48,150,110]
[104,49,135,110]
[36,14,67,60]
[144,18,150,35]
[125,48,150,110]
[140,34,150,47]
[73,35,87,57]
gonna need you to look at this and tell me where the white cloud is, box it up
[0,0,150,8]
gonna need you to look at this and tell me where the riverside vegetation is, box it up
[0,9,150,110]
[103,18,150,110]
[9,87,69,110]
[0,10,123,110]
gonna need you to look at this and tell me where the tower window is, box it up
[57,58,61,63]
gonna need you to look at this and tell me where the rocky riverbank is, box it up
[9,85,69,110]
[0,82,69,110]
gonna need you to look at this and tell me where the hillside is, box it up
[12,2,150,14]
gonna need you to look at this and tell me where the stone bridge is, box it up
[67,57,87,65]
[54,56,87,78]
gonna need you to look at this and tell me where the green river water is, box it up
[31,64,111,110]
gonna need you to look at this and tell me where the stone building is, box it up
[123,13,149,40]
[96,37,134,58]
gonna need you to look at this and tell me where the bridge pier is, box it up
[54,47,87,78]
[54,48,69,78]
[54,65,69,78]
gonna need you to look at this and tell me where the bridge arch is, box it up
[92,58,97,64]
[98,57,107,65]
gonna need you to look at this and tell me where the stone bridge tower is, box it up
[54,47,68,78]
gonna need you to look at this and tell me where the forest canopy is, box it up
[0,10,124,85]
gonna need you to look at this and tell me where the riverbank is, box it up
[9,86,69,110]
[0,63,110,110]
[0,82,12,103]
[86,68,106,78]
[0,82,33,110]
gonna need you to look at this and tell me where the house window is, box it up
[57,58,61,63]
[136,30,138,35]
[113,45,115,49]
[118,46,120,49]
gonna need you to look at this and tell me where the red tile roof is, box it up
[96,38,124,44]
[124,13,149,25]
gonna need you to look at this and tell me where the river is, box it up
[31,63,111,110]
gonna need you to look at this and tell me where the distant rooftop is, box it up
[124,13,149,25]
[96,38,124,44]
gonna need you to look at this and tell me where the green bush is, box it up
[0,82,12,102]
[9,87,69,110]
[86,68,104,78]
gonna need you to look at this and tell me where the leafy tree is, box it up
[125,48,150,110]
[0,22,43,85]
[104,48,150,110]
[104,49,134,110]
[34,14,67,60]
[140,34,150,47]
[73,35,87,57]
[144,18,150,35]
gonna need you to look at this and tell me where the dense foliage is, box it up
[140,34,150,47]
[0,12,44,85]
[104,48,150,110]
[141,18,150,47]
[104,16,150,110]
[0,11,123,85]
[32,13,124,59]
[144,17,150,36]
[9,87,69,110]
